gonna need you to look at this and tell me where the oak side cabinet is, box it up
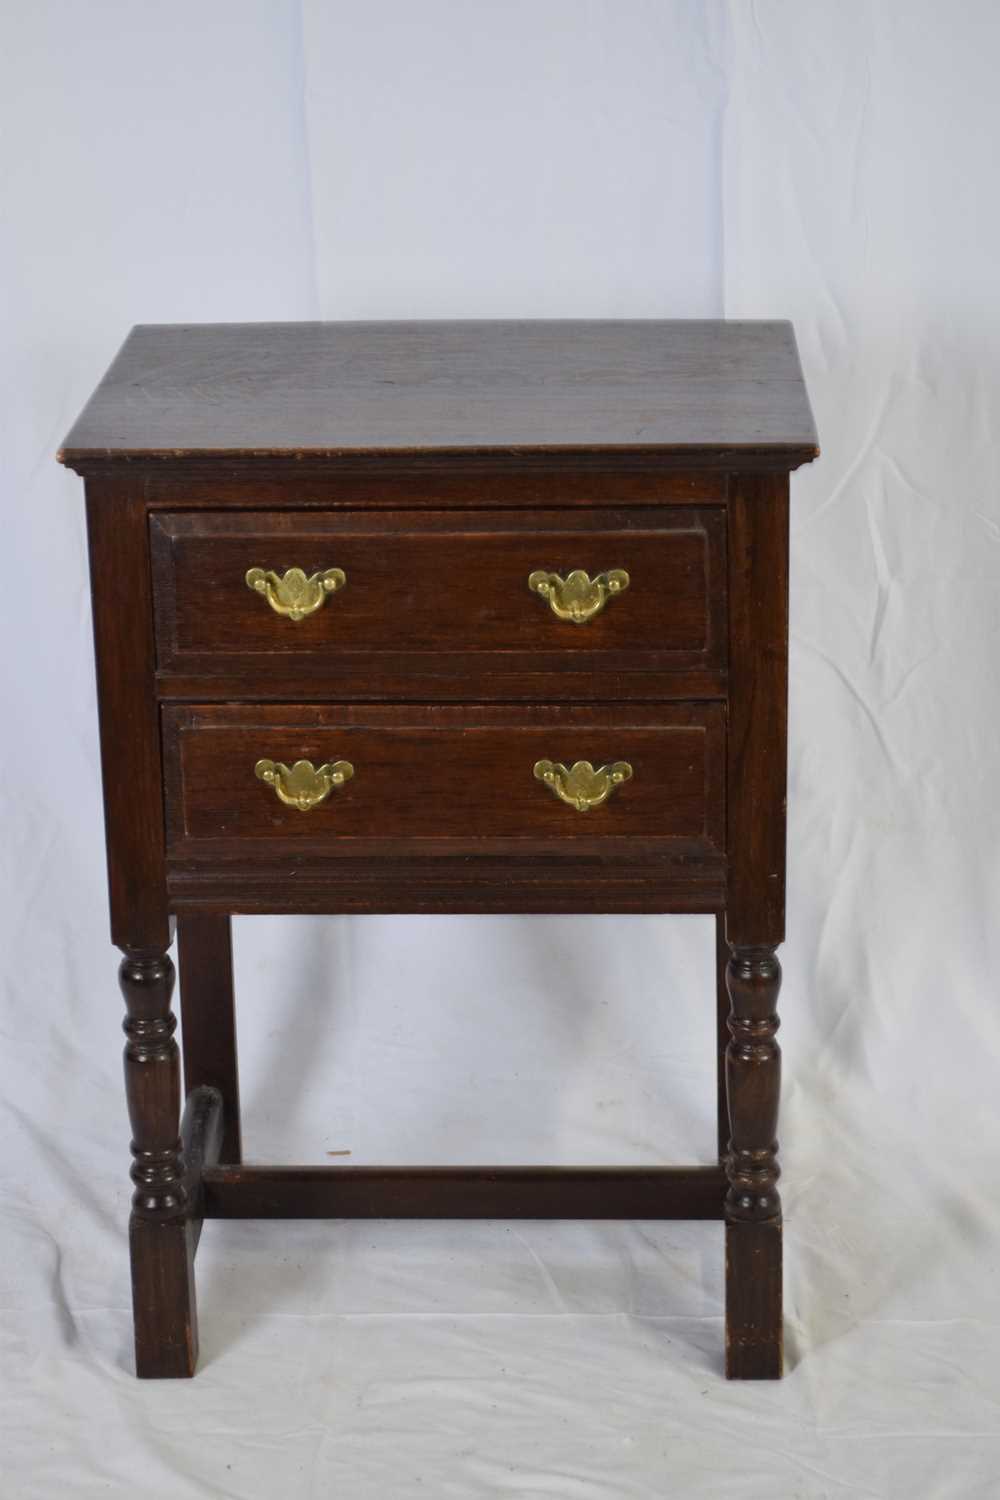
[59,320,818,1379]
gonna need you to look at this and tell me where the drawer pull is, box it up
[533,758,633,812]
[528,568,629,624]
[254,758,354,812]
[245,566,346,621]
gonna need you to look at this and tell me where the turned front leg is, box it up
[724,944,782,1378]
[120,947,198,1377]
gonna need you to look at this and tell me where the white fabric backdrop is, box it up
[3,1,999,1494]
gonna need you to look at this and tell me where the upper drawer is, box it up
[149,508,726,699]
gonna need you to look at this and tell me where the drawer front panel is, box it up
[150,508,726,682]
[163,703,725,859]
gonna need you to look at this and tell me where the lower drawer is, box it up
[162,703,726,860]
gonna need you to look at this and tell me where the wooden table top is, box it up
[59,320,818,467]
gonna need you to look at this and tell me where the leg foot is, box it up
[725,1219,782,1378]
[129,1215,198,1378]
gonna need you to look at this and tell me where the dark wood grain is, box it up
[202,1164,727,1221]
[85,481,171,950]
[719,474,791,1374]
[166,854,726,917]
[142,465,730,507]
[120,950,186,1220]
[180,1084,224,1254]
[149,507,725,680]
[128,1216,197,1380]
[65,319,816,1380]
[59,321,818,467]
[726,1219,783,1379]
[723,942,783,1378]
[120,947,196,1378]
[177,916,241,1163]
[722,472,789,1378]
[155,664,729,705]
[725,472,789,947]
[715,914,730,1161]
[161,701,725,857]
[724,947,782,1226]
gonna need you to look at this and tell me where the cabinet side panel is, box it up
[725,472,789,946]
[85,482,171,949]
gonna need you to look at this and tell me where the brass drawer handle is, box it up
[528,568,629,624]
[533,759,633,812]
[254,758,354,812]
[245,566,346,621]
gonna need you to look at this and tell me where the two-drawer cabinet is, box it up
[60,320,818,1379]
[151,504,728,905]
